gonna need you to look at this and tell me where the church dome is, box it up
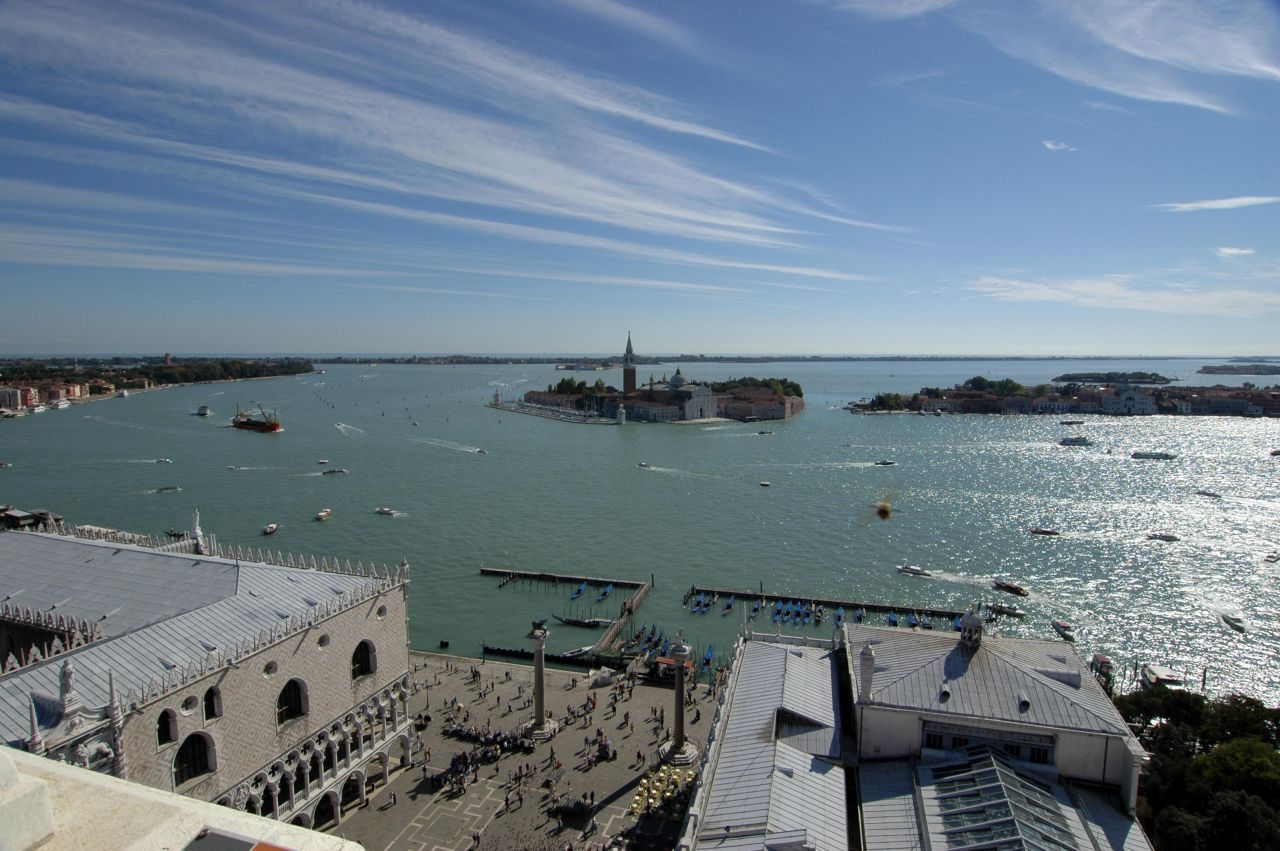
[669,368,686,388]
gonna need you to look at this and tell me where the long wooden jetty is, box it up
[482,567,654,658]
[686,584,968,622]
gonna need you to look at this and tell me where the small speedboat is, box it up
[155,485,182,493]
[317,459,330,464]
[1132,451,1176,460]
[156,458,172,464]
[637,461,650,468]
[1196,490,1222,498]
[1051,619,1076,642]
[897,563,932,578]
[757,430,774,435]
[263,523,279,535]
[993,579,1030,597]
[759,481,771,487]
[315,508,333,521]
[1222,613,1247,633]
[561,646,594,658]
[375,507,394,515]
[873,460,896,466]
[321,468,347,475]
[1030,528,1060,536]
[1147,533,1179,542]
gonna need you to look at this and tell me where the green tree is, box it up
[1192,738,1280,805]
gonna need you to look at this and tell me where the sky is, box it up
[1,0,1277,357]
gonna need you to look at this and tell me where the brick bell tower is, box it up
[623,331,637,394]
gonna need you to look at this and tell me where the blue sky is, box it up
[1,0,1277,356]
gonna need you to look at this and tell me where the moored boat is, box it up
[552,614,614,629]
[1140,663,1184,690]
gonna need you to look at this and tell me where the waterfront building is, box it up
[0,521,413,832]
[1100,386,1156,416]
[680,617,1151,850]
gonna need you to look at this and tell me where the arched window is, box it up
[203,686,222,721]
[276,678,308,726]
[174,733,214,786]
[157,708,177,746]
[351,640,376,679]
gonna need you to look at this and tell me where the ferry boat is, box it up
[232,405,282,433]
[1058,436,1091,447]
[1131,451,1176,460]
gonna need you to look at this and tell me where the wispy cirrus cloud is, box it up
[546,0,698,52]
[1151,196,1280,213]
[0,0,901,293]
[1215,247,1256,258]
[1041,139,1078,152]
[837,0,1280,113]
[969,272,1280,317]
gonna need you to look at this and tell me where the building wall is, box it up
[122,585,410,800]
[857,703,1136,793]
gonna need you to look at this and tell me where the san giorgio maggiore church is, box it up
[522,334,803,423]
[0,509,412,833]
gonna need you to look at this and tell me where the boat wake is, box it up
[414,437,486,454]
[335,423,365,436]
[700,425,733,431]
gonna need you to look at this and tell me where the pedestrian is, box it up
[391,792,398,806]
[504,791,510,810]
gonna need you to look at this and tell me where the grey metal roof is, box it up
[0,532,388,746]
[0,531,239,637]
[845,624,1131,736]
[694,640,846,850]
[857,762,924,851]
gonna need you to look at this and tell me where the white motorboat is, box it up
[637,461,650,468]
[1140,663,1184,690]
[317,459,330,464]
[896,563,932,578]
[156,458,172,464]
[315,508,333,521]
[1051,619,1076,642]
[561,646,594,658]
[263,523,279,535]
[375,507,395,515]
[1221,613,1247,633]
[196,405,211,416]
[759,481,771,487]
[988,602,1026,618]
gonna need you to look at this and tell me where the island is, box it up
[1199,364,1280,375]
[1051,371,1171,384]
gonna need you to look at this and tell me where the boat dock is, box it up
[684,584,968,622]
[481,567,654,660]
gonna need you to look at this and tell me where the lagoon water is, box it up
[2,359,1278,702]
